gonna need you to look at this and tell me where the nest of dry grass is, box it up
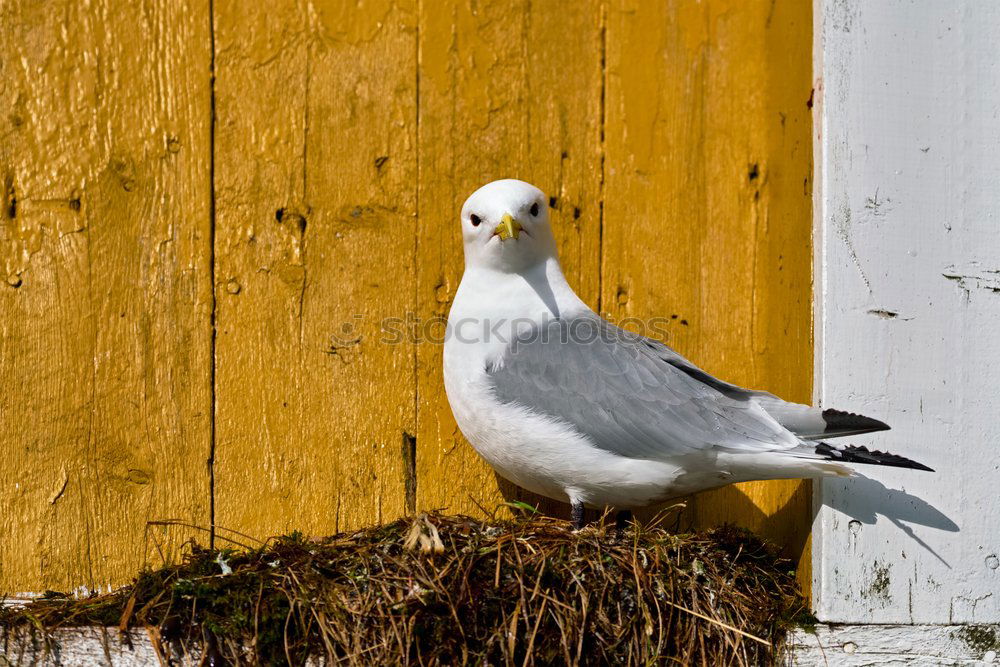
[1,512,807,665]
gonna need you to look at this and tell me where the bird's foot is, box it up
[615,509,632,539]
[571,501,585,531]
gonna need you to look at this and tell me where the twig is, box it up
[663,600,770,647]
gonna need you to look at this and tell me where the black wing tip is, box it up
[815,442,934,472]
[822,408,891,434]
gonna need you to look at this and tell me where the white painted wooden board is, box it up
[5,625,997,666]
[788,625,1000,666]
[0,628,165,666]
[814,0,1000,623]
[0,627,322,666]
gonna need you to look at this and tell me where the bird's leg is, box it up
[615,509,632,536]
[571,501,585,531]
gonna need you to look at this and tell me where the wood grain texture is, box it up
[788,624,1000,665]
[415,0,605,519]
[0,0,213,591]
[601,0,814,583]
[212,0,418,539]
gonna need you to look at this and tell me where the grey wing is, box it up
[486,317,800,459]
[634,332,890,440]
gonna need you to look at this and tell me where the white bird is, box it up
[443,179,932,530]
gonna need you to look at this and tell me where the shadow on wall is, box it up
[497,472,958,569]
[823,475,959,567]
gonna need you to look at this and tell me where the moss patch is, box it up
[1,513,806,665]
[953,625,999,653]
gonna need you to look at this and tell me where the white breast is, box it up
[443,261,690,509]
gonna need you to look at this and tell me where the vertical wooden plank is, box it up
[0,0,213,591]
[213,0,418,538]
[815,0,1000,624]
[415,0,604,517]
[602,0,814,577]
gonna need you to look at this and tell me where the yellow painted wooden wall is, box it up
[0,0,813,593]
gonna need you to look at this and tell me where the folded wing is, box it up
[486,317,801,460]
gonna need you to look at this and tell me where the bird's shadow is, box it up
[822,473,958,532]
[496,472,958,567]
[819,473,958,567]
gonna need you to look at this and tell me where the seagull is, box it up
[443,179,932,530]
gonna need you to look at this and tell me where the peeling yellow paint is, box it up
[212,0,418,542]
[602,0,815,591]
[1,0,213,592]
[48,467,69,505]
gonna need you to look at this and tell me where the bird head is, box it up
[459,179,558,273]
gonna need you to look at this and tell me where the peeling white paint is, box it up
[814,0,1000,624]
[0,628,164,666]
[789,624,1000,666]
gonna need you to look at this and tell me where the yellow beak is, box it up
[494,213,522,241]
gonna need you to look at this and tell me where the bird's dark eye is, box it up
[530,202,540,217]
[470,214,481,226]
